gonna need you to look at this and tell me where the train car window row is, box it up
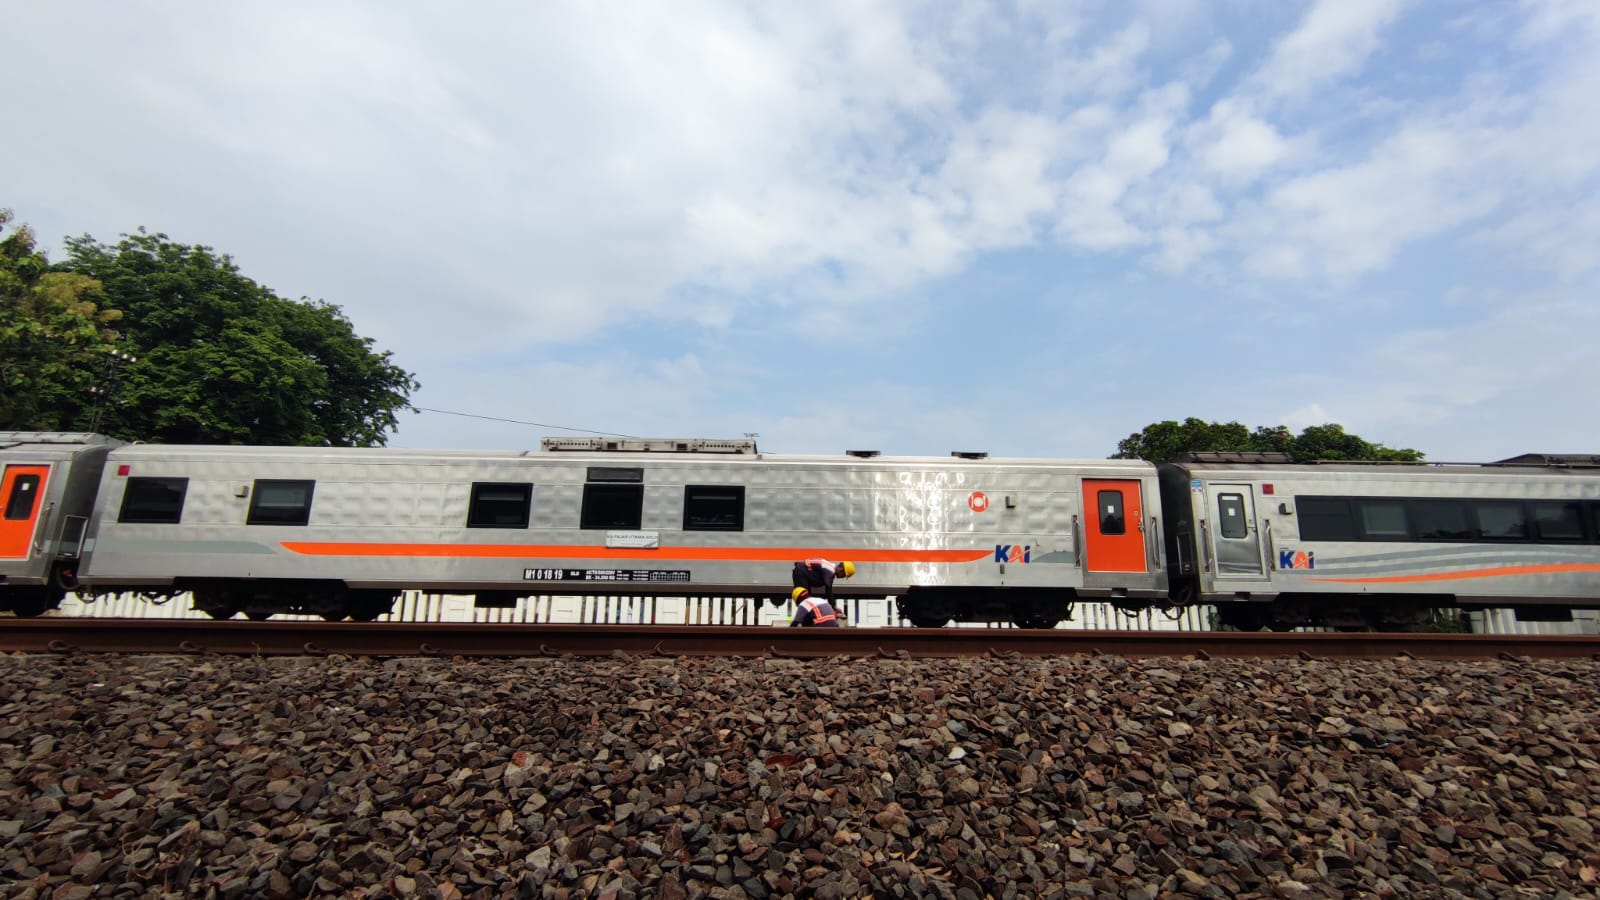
[468,483,533,529]
[247,480,315,526]
[111,474,751,531]
[581,483,644,530]
[1296,495,1596,543]
[683,485,745,531]
[118,477,189,524]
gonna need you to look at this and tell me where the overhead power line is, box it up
[409,406,639,439]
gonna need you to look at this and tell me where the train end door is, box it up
[1204,483,1266,579]
[1,464,52,561]
[1082,479,1149,574]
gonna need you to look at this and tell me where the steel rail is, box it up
[3,619,1599,660]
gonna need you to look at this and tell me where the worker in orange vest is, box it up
[789,587,840,627]
[791,558,856,603]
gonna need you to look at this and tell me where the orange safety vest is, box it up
[798,596,837,625]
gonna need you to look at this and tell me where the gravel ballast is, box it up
[2,652,1598,898]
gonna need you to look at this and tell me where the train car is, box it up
[62,437,1170,624]
[0,432,120,616]
[1158,452,1600,630]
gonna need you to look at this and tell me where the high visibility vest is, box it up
[803,558,837,572]
[799,597,837,625]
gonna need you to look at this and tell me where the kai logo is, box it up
[1279,550,1316,570]
[995,545,1031,563]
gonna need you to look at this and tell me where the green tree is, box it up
[58,229,418,446]
[0,209,122,431]
[1113,418,1422,463]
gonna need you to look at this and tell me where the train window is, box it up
[684,485,744,531]
[1409,499,1472,540]
[1097,490,1125,535]
[1217,493,1247,539]
[4,474,40,520]
[1530,502,1583,542]
[1472,501,1528,540]
[468,483,533,528]
[1356,500,1408,540]
[582,483,643,529]
[1297,496,1356,541]
[247,480,315,526]
[118,477,188,524]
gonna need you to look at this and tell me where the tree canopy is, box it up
[0,209,122,431]
[43,228,419,446]
[1111,418,1423,463]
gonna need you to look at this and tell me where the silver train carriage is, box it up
[9,435,1167,623]
[0,432,119,616]
[6,433,1597,628]
[1159,452,1600,630]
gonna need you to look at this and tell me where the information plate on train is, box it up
[523,568,691,582]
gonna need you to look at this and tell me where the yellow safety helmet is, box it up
[791,587,809,603]
[840,561,856,578]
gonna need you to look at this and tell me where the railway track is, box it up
[3,618,1599,659]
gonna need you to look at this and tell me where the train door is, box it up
[1205,483,1265,578]
[1082,479,1147,573]
[1,465,50,560]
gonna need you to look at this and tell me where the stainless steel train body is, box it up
[1159,456,1600,629]
[61,437,1167,622]
[0,432,119,616]
[7,432,1599,629]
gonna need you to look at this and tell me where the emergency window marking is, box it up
[1218,493,1247,539]
[118,477,189,524]
[247,479,315,526]
[4,475,40,520]
[468,482,533,529]
[1097,490,1125,535]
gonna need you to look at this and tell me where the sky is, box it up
[4,0,1598,461]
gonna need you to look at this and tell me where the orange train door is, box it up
[1,465,51,560]
[1082,478,1147,573]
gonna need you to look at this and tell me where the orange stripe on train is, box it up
[1307,562,1600,584]
[280,542,991,563]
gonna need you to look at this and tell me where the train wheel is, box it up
[245,611,274,621]
[909,614,950,628]
[320,612,349,622]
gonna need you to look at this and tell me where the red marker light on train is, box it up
[117,465,130,476]
[1263,484,1274,494]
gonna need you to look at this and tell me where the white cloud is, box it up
[1250,0,1411,103]
[1241,125,1501,279]
[1187,100,1294,183]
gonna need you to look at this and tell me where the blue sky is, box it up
[5,0,1597,460]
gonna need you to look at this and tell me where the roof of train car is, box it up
[0,432,122,453]
[100,441,1157,471]
[1165,459,1600,478]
